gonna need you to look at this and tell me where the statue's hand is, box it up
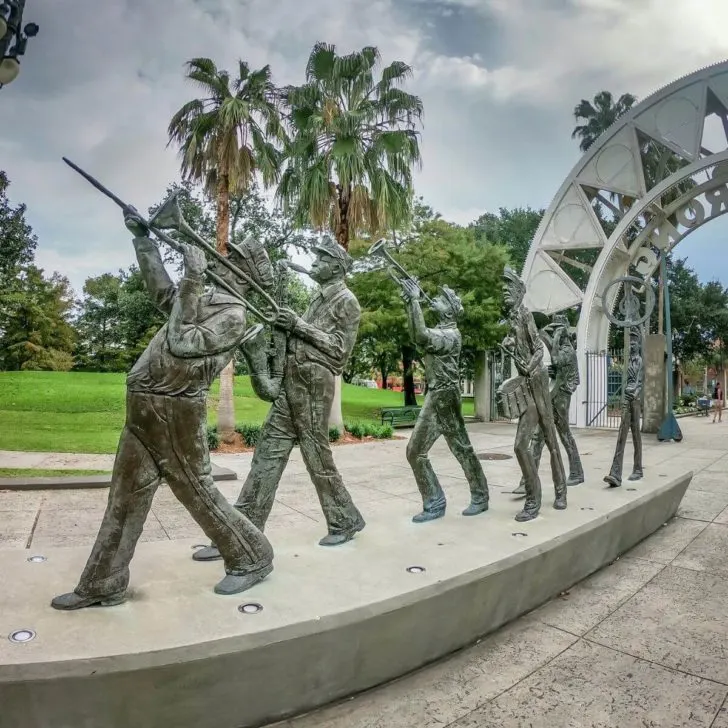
[401,278,421,303]
[180,243,207,279]
[124,209,148,237]
[275,307,299,332]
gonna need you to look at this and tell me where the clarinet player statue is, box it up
[498,267,567,522]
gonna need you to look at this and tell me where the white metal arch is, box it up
[521,59,728,427]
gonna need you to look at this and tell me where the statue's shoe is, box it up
[627,470,643,481]
[462,501,489,516]
[567,474,585,486]
[515,507,540,522]
[214,564,273,596]
[192,544,222,562]
[319,516,366,546]
[50,590,125,611]
[553,494,567,510]
[603,474,622,488]
[412,509,446,523]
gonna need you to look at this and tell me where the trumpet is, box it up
[62,157,280,324]
[367,238,433,305]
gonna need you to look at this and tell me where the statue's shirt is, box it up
[509,305,543,377]
[125,238,247,398]
[421,323,461,392]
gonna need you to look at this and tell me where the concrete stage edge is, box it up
[0,471,691,728]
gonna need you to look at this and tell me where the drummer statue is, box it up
[513,313,584,495]
[604,327,644,487]
[499,267,567,522]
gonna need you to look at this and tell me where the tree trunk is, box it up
[330,375,344,431]
[380,362,388,391]
[402,345,418,406]
[335,185,350,250]
[215,169,236,442]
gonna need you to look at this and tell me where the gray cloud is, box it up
[2,0,728,293]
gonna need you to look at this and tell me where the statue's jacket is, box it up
[287,279,361,377]
[125,237,247,398]
[418,323,462,392]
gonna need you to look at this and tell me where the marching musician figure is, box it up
[604,328,644,487]
[400,279,489,522]
[501,267,567,522]
[193,236,365,557]
[51,211,275,610]
[514,314,584,494]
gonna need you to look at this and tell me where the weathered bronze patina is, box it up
[51,213,275,610]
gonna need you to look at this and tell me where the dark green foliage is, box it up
[328,426,341,442]
[207,425,220,450]
[235,423,262,447]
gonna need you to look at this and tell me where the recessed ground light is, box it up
[512,532,528,537]
[580,507,594,511]
[8,629,35,643]
[406,566,426,574]
[26,555,46,563]
[627,488,637,491]
[477,452,513,461]
[238,602,263,614]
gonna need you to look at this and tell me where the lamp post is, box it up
[0,0,39,89]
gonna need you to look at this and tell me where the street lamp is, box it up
[0,1,39,89]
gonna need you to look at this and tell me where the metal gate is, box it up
[584,350,624,428]
[487,349,515,422]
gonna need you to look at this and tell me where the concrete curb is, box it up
[0,463,238,491]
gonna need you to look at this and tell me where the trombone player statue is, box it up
[52,168,277,609]
[499,267,567,522]
[369,239,489,522]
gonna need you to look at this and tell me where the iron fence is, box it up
[585,350,624,429]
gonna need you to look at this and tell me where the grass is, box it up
[0,371,475,454]
[0,468,111,478]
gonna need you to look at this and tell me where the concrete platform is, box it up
[0,463,238,491]
[0,468,691,728]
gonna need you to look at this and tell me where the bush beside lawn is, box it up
[0,371,475,454]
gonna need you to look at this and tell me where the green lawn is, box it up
[0,371,474,454]
[0,467,111,478]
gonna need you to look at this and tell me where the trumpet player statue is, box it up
[51,210,275,610]
[399,278,489,522]
[500,267,567,522]
[193,235,365,559]
[604,328,644,487]
[514,314,583,494]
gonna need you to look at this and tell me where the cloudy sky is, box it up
[3,0,728,294]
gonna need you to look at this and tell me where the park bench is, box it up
[380,405,421,428]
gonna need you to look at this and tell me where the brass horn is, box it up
[148,192,280,324]
[367,238,433,305]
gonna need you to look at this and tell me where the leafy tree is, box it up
[469,206,544,274]
[168,57,284,441]
[277,43,423,249]
[0,266,76,371]
[0,171,37,288]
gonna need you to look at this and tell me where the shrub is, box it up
[345,422,366,439]
[207,425,220,450]
[235,423,262,447]
[377,424,394,439]
[328,426,341,442]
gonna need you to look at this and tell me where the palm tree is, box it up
[571,90,637,152]
[276,43,423,426]
[277,43,424,249]
[168,58,283,442]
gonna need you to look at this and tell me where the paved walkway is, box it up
[2,417,728,726]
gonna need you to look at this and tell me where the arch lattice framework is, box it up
[521,59,728,427]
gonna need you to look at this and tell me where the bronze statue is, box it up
[604,329,644,487]
[398,278,489,522]
[193,236,365,561]
[499,267,567,522]
[51,210,275,610]
[514,314,583,494]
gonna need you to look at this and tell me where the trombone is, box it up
[62,157,280,324]
[367,238,433,305]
